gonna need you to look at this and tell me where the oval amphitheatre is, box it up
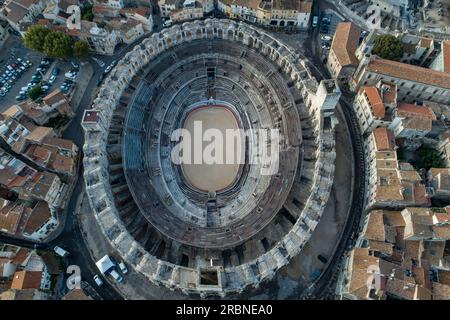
[82,19,341,297]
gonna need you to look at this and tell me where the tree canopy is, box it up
[417,146,444,170]
[73,40,89,59]
[81,3,94,21]
[23,26,90,59]
[23,25,51,52]
[42,31,73,58]
[372,34,404,61]
[28,85,43,101]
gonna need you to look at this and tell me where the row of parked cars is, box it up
[60,62,79,93]
[93,260,128,286]
[16,57,54,101]
[54,246,128,288]
[0,58,32,98]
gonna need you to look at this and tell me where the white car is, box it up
[110,269,123,283]
[93,274,104,286]
[49,75,56,83]
[54,246,69,257]
[118,261,128,274]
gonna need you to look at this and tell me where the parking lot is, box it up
[317,9,345,62]
[0,36,80,112]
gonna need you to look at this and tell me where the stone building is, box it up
[217,0,312,30]
[351,55,450,105]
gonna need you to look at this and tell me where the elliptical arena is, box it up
[82,19,341,297]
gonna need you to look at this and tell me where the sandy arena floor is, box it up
[181,105,243,192]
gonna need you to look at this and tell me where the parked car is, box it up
[49,75,56,83]
[118,261,128,274]
[93,274,104,286]
[110,269,123,283]
[54,246,70,257]
[317,254,328,264]
[52,67,59,75]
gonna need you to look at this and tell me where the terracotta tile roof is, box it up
[11,271,42,290]
[272,0,313,11]
[373,127,396,151]
[443,41,450,73]
[432,282,450,300]
[62,288,92,300]
[362,86,385,118]
[0,201,23,234]
[331,22,361,67]
[42,136,76,152]
[397,103,436,120]
[43,90,66,106]
[364,210,385,241]
[26,127,53,143]
[120,7,152,17]
[22,201,51,235]
[419,37,433,48]
[367,56,450,89]
[49,152,74,173]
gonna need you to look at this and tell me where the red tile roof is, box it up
[374,127,396,151]
[397,103,437,120]
[367,56,450,89]
[331,22,361,67]
[363,86,385,118]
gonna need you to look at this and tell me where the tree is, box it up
[43,31,73,58]
[81,3,94,21]
[73,40,89,59]
[372,34,404,61]
[417,146,444,170]
[28,85,43,101]
[23,25,51,52]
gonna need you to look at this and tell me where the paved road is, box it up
[300,0,367,299]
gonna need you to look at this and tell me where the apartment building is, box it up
[217,0,312,30]
[351,55,450,105]
[353,82,397,135]
[327,22,361,84]
[365,127,430,211]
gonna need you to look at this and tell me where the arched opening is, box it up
[218,29,223,39]
[248,36,254,48]
[196,28,202,39]
[227,29,234,39]
[238,32,244,42]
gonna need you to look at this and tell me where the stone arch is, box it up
[227,29,234,39]
[238,31,244,42]
[196,28,202,39]
[207,28,213,39]
[218,28,223,39]
[248,36,254,48]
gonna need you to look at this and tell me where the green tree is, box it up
[43,31,73,58]
[372,34,404,61]
[73,40,89,59]
[417,146,444,170]
[23,25,51,52]
[81,3,94,21]
[28,85,43,101]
